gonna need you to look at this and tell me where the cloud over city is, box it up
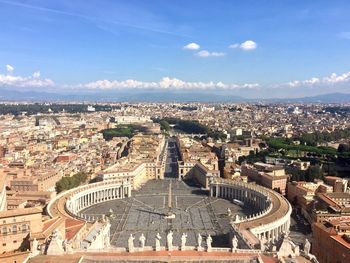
[229,40,257,51]
[183,42,200,50]
[0,65,54,88]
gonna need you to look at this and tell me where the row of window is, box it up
[0,224,28,235]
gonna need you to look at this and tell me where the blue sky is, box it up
[0,0,350,98]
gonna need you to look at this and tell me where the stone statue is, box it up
[231,235,238,251]
[155,233,162,251]
[197,233,203,251]
[181,233,188,250]
[31,238,39,255]
[304,238,311,256]
[206,234,213,252]
[139,233,146,249]
[128,234,135,252]
[167,230,173,251]
[46,229,64,255]
[227,208,232,216]
[260,235,266,251]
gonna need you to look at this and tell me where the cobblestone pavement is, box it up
[82,138,255,249]
[82,178,255,248]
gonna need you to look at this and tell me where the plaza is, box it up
[81,178,256,248]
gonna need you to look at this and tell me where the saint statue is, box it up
[232,235,238,250]
[128,234,135,252]
[181,233,188,249]
[167,230,173,251]
[139,233,146,248]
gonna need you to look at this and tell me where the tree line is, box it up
[55,172,89,193]
[0,103,121,116]
[153,117,227,141]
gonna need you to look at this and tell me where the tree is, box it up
[159,120,170,131]
[306,165,323,182]
[55,172,88,193]
[338,143,350,153]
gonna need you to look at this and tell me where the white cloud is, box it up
[324,72,350,83]
[196,50,225,57]
[0,67,54,88]
[6,64,14,73]
[229,40,257,51]
[240,40,257,50]
[33,71,41,78]
[285,71,350,88]
[81,77,258,90]
[183,42,200,50]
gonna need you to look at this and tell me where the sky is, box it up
[0,0,350,99]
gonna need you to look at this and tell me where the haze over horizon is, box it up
[1,0,350,99]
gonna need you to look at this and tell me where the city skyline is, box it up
[0,0,350,98]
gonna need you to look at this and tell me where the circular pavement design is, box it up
[81,178,256,248]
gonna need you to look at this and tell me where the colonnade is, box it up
[65,180,131,218]
[210,178,292,249]
[210,183,271,210]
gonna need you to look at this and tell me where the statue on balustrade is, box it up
[206,234,212,252]
[167,230,173,251]
[232,235,238,251]
[181,233,187,250]
[128,234,135,252]
[155,233,162,251]
[197,233,202,251]
[139,233,146,249]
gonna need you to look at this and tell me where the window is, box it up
[12,225,17,233]
[2,227,7,235]
[22,224,27,232]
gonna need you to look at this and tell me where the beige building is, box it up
[0,207,43,253]
[99,134,166,189]
[241,162,289,195]
[0,175,6,212]
[176,136,220,188]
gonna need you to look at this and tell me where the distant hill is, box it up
[1,87,350,103]
[264,93,350,103]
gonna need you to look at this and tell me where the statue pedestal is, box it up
[164,212,176,219]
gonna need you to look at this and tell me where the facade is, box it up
[312,192,350,223]
[312,216,350,263]
[0,207,43,253]
[0,175,6,212]
[99,134,166,189]
[176,135,220,187]
[241,162,289,195]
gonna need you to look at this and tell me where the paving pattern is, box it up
[81,138,254,248]
[82,178,255,248]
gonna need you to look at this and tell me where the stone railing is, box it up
[64,180,131,222]
[47,179,131,222]
[210,178,292,249]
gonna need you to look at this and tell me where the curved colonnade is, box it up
[210,178,292,249]
[48,177,291,251]
[47,179,132,222]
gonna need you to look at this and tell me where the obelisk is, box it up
[164,181,175,219]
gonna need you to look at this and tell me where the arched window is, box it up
[12,225,17,233]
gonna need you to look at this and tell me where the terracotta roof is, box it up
[0,207,42,218]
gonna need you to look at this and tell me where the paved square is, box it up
[82,179,255,248]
